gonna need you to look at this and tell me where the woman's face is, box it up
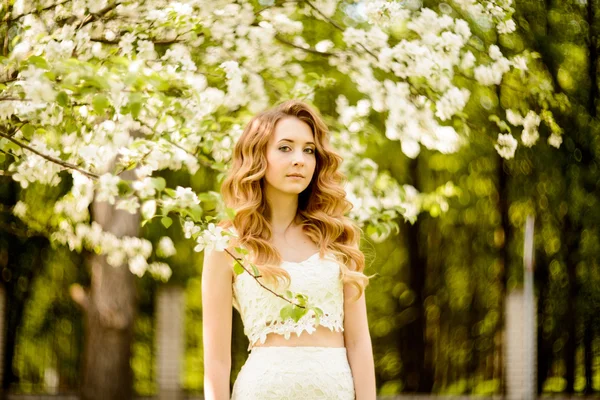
[264,116,317,196]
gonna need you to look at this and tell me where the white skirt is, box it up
[231,346,355,400]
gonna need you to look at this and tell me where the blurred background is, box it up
[1,0,600,399]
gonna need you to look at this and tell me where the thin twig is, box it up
[304,0,343,31]
[223,248,306,309]
[80,2,119,29]
[0,131,99,179]
[275,34,335,57]
[6,0,72,23]
[303,0,378,59]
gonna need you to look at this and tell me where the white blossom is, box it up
[157,236,176,258]
[129,255,148,277]
[174,186,200,208]
[435,87,471,121]
[521,111,541,147]
[96,174,120,205]
[506,109,524,125]
[194,223,230,253]
[548,134,563,148]
[13,201,27,218]
[116,197,140,214]
[495,133,518,159]
[183,220,201,239]
[132,177,156,198]
[141,200,157,220]
[315,40,334,53]
[497,19,517,34]
[148,262,172,281]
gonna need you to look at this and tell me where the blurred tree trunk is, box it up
[75,168,139,400]
[401,157,434,392]
[497,156,511,394]
[583,324,593,394]
[0,180,48,391]
[563,215,578,394]
[585,0,600,393]
[466,236,480,393]
[535,250,551,394]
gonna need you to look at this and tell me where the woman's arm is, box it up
[344,283,376,400]
[202,248,233,400]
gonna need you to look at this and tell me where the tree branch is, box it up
[275,34,335,56]
[303,0,378,60]
[223,248,306,309]
[304,0,343,31]
[6,0,72,23]
[78,2,119,30]
[0,131,100,179]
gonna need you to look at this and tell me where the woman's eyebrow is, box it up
[278,138,316,145]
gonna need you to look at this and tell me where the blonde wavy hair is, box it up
[220,100,369,298]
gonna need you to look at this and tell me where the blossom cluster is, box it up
[1,0,562,281]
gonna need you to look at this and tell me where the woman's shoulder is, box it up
[202,246,242,280]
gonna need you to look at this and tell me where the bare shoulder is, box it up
[202,248,235,281]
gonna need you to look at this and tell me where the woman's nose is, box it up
[292,150,305,165]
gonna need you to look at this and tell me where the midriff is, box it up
[253,325,345,348]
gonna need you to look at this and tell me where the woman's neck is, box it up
[265,189,299,235]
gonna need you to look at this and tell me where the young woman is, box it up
[202,100,376,399]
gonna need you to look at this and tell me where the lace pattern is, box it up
[232,252,345,350]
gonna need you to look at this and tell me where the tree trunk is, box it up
[583,323,593,394]
[80,176,139,400]
[563,216,578,394]
[0,229,47,391]
[497,157,510,395]
[535,251,551,394]
[401,157,434,392]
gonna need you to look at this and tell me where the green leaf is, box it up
[151,177,166,191]
[280,304,294,321]
[56,92,69,107]
[291,306,307,322]
[21,124,35,139]
[129,92,143,119]
[164,188,176,197]
[161,216,173,229]
[313,307,324,317]
[109,56,130,66]
[251,263,260,277]
[284,290,293,300]
[64,120,77,133]
[27,55,49,69]
[234,247,249,255]
[92,94,110,114]
[233,261,244,275]
[294,293,308,307]
[197,192,216,202]
[188,204,203,221]
[225,207,236,220]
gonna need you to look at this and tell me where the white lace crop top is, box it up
[232,251,344,350]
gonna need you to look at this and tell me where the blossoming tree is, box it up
[0,0,564,397]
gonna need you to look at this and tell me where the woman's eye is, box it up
[304,148,315,154]
[279,146,291,152]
